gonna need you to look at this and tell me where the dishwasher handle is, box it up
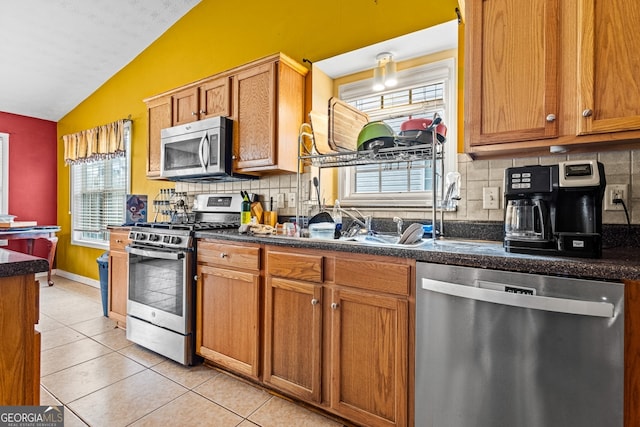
[421,278,615,318]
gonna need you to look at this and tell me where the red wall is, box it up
[0,111,57,259]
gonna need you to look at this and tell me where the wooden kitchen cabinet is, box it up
[576,0,640,136]
[263,246,411,427]
[108,227,131,328]
[172,76,232,125]
[196,240,261,379]
[465,0,640,158]
[144,53,306,178]
[146,95,172,178]
[231,53,307,174]
[0,273,40,405]
[465,0,559,147]
[264,250,324,403]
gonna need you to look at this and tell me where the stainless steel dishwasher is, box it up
[415,262,624,427]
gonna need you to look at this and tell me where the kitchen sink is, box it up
[339,233,428,247]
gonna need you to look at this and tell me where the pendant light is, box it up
[372,52,398,91]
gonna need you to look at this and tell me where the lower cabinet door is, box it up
[263,277,322,402]
[196,264,260,379]
[330,287,408,427]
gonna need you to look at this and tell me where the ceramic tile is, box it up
[36,313,64,332]
[91,327,134,351]
[40,325,85,351]
[62,409,90,427]
[130,391,242,427]
[248,395,342,427]
[118,344,168,368]
[41,337,112,376]
[40,298,104,325]
[68,369,187,427]
[41,352,145,403]
[40,386,62,406]
[151,359,219,389]
[69,316,118,337]
[194,372,271,418]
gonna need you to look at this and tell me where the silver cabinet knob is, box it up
[331,303,339,310]
[232,155,237,160]
[115,239,123,243]
[582,109,593,117]
[199,110,206,115]
[191,111,197,116]
[193,275,198,281]
[220,253,227,258]
[311,298,319,305]
[546,114,556,122]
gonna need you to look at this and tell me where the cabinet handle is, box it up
[193,275,198,281]
[331,302,339,310]
[191,111,197,116]
[582,109,593,118]
[199,110,206,115]
[219,253,227,258]
[546,114,556,122]
[232,155,237,160]
[115,239,123,243]
[311,298,319,306]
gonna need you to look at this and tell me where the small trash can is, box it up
[97,252,109,317]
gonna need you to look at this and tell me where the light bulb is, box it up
[372,66,385,91]
[384,60,397,87]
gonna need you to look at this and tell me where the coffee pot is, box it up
[504,199,548,240]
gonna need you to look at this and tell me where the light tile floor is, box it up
[38,275,345,427]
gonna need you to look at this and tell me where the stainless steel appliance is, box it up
[416,262,623,427]
[160,116,252,182]
[125,193,243,365]
[504,160,605,258]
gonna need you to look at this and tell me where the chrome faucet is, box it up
[393,216,404,237]
[334,207,372,237]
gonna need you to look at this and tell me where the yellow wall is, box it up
[56,0,460,279]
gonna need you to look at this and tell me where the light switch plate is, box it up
[287,192,297,208]
[483,187,500,210]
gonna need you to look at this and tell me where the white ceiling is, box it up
[315,20,458,79]
[0,0,201,122]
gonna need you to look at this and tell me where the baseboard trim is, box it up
[49,269,100,289]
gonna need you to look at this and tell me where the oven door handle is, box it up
[126,245,185,260]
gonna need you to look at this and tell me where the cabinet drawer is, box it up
[335,258,410,295]
[267,251,323,283]
[198,240,260,271]
[109,229,131,252]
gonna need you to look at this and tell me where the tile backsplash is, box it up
[176,149,640,226]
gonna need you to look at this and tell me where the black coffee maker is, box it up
[504,160,606,258]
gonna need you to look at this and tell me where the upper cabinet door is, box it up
[172,87,199,125]
[232,62,277,170]
[199,76,231,120]
[577,0,640,135]
[466,0,559,146]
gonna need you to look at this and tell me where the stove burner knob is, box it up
[148,234,160,242]
[170,236,182,245]
[163,236,171,243]
[136,233,146,240]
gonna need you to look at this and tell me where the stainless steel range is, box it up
[125,193,242,365]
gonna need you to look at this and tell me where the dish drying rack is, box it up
[296,120,451,242]
[152,189,193,223]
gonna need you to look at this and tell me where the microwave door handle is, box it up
[199,132,208,172]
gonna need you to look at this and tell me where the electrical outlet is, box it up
[287,192,297,208]
[604,184,628,211]
[482,187,500,210]
[276,193,285,209]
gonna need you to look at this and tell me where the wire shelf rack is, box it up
[300,143,443,168]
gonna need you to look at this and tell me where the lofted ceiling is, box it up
[0,0,201,122]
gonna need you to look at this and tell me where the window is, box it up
[71,122,130,249]
[338,58,457,207]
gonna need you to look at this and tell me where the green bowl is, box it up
[357,121,395,151]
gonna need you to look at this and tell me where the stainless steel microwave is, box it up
[160,116,240,181]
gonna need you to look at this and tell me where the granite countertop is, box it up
[0,248,49,278]
[194,230,640,282]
